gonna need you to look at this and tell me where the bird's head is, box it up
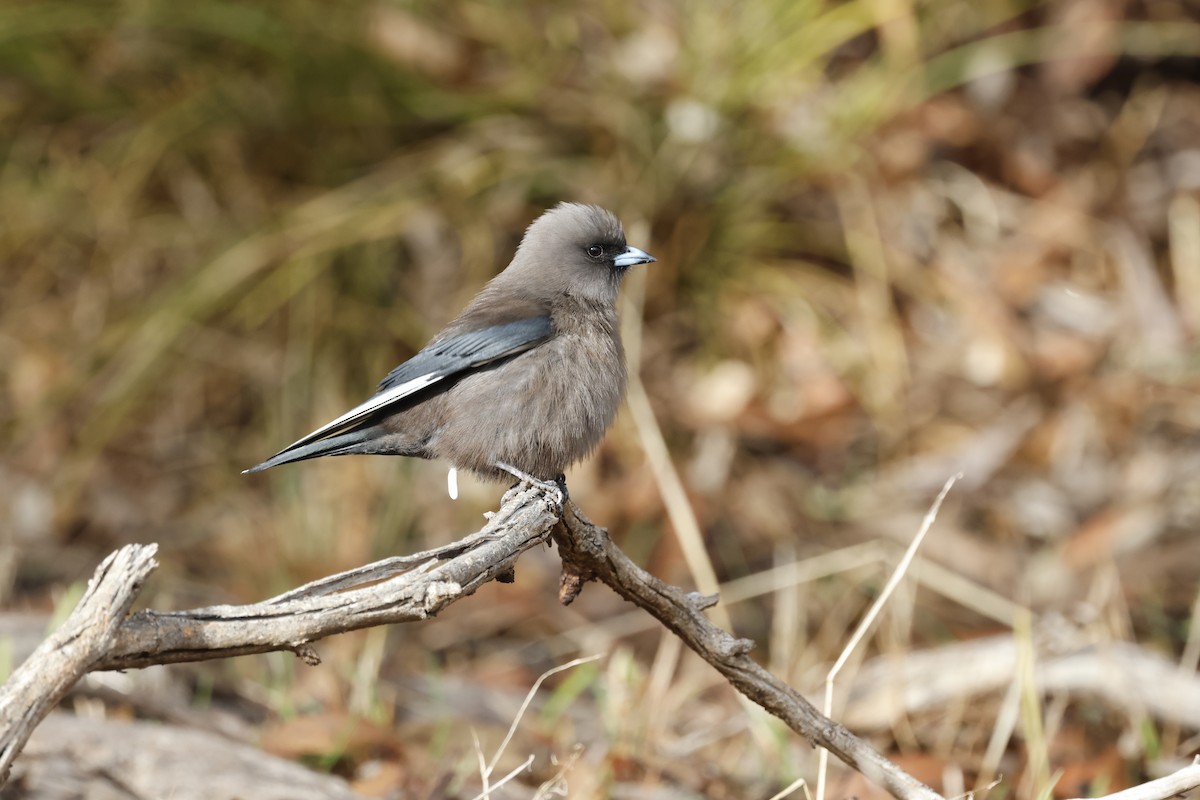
[507,203,655,305]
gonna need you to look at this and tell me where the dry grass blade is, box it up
[483,655,603,782]
[817,474,960,800]
[626,373,733,633]
[1168,195,1200,333]
[766,776,811,800]
[468,754,535,800]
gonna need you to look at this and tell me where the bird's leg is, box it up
[495,461,564,510]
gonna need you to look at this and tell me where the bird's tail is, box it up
[243,427,383,474]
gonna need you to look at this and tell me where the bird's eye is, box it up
[586,244,604,258]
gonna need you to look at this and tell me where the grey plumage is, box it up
[246,203,655,482]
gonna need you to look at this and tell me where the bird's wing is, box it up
[249,316,553,468]
[374,316,552,392]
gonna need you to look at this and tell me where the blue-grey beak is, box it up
[613,245,656,268]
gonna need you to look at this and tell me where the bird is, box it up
[244,203,655,492]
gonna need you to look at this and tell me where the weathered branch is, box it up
[0,485,559,782]
[0,484,940,800]
[553,500,944,800]
[97,485,561,670]
[0,544,158,782]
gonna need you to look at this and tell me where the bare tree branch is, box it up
[0,485,943,800]
[0,485,559,782]
[0,544,158,782]
[96,485,561,670]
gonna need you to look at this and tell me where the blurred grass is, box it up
[3,0,1200,797]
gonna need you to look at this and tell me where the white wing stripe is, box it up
[281,372,442,450]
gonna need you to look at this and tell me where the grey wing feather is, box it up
[376,316,553,391]
[245,316,553,473]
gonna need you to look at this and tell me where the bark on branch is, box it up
[0,485,559,784]
[0,484,941,800]
[96,485,561,671]
[0,544,158,781]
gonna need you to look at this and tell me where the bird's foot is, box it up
[495,462,565,511]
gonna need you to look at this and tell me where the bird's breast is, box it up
[432,307,626,480]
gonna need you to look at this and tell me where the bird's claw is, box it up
[495,461,565,511]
